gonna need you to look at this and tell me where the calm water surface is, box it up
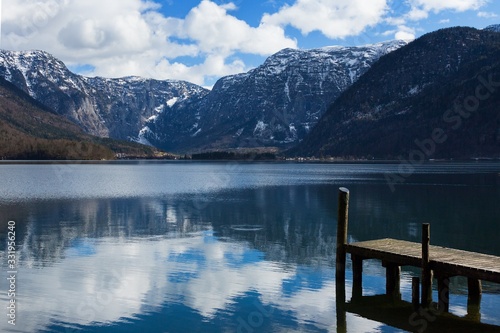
[0,161,499,333]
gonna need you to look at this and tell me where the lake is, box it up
[0,161,499,333]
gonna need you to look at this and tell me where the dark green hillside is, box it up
[291,27,500,159]
[0,77,161,160]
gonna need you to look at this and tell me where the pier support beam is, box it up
[437,276,450,312]
[412,277,420,310]
[467,278,482,304]
[335,187,350,303]
[466,278,482,321]
[421,223,433,307]
[383,261,401,300]
[352,254,363,300]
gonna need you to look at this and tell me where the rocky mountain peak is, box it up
[0,49,209,140]
[143,40,408,152]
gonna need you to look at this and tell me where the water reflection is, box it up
[0,164,499,332]
[0,186,359,333]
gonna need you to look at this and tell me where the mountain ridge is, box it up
[0,76,162,159]
[0,41,407,153]
[0,49,209,142]
[291,26,500,159]
[142,40,408,152]
[4,25,498,159]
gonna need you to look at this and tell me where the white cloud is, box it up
[394,25,416,40]
[183,0,295,56]
[0,0,296,86]
[385,16,407,26]
[262,0,388,39]
[395,30,416,40]
[478,11,498,18]
[410,0,487,12]
[385,0,487,44]
[406,0,488,20]
[381,29,397,36]
[1,225,391,333]
[407,8,430,20]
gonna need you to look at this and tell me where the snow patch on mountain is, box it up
[0,49,209,143]
[137,126,154,146]
[253,121,268,136]
[166,97,178,107]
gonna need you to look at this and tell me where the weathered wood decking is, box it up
[345,238,500,284]
[335,187,500,316]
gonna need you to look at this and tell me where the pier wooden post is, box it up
[383,261,401,300]
[437,276,450,312]
[352,254,363,300]
[467,278,482,304]
[421,223,432,307]
[335,187,350,302]
[412,277,420,310]
[335,188,349,333]
[466,278,482,321]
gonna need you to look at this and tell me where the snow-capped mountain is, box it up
[143,40,408,152]
[0,41,406,152]
[292,27,500,159]
[0,50,209,141]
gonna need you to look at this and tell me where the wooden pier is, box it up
[335,187,500,313]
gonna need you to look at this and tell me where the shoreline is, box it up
[0,158,499,165]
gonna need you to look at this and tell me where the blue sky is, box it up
[1,0,499,87]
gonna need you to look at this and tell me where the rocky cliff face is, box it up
[0,50,209,141]
[143,41,407,152]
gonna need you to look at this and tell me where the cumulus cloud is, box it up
[0,0,296,86]
[386,0,488,40]
[183,0,295,56]
[395,29,416,41]
[262,0,388,39]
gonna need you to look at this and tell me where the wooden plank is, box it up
[345,238,500,284]
[345,239,422,267]
[429,248,500,283]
